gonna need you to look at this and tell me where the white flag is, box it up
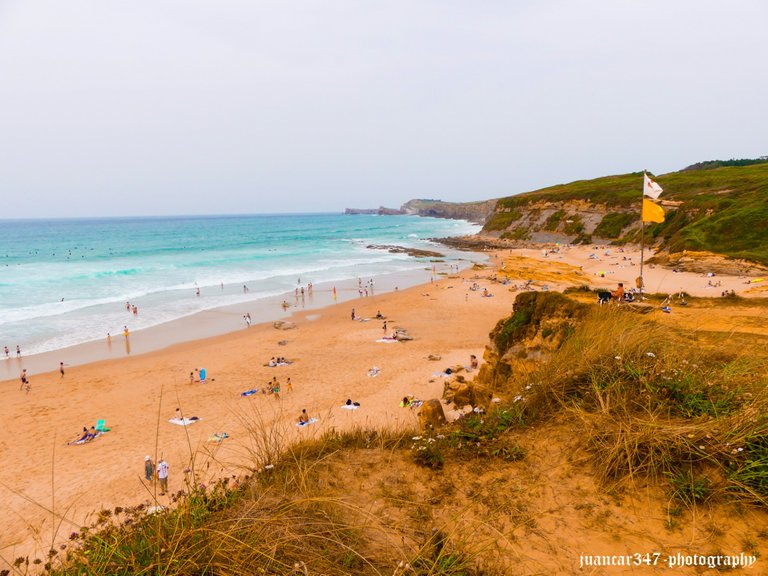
[643,173,663,199]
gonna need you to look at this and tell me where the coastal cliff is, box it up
[479,163,768,266]
[345,198,498,224]
[399,199,497,224]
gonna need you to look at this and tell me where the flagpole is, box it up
[639,171,645,300]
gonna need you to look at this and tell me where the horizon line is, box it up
[0,210,417,223]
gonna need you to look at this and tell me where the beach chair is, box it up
[95,419,111,432]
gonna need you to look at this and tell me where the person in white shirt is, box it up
[157,459,169,495]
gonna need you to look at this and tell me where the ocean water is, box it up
[0,213,479,356]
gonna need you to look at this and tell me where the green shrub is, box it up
[594,212,635,238]
[543,209,566,231]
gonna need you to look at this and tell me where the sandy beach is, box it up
[0,256,509,566]
[1,244,764,567]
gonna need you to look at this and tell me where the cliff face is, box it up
[476,292,589,391]
[345,199,498,224]
[483,199,638,244]
[399,199,497,224]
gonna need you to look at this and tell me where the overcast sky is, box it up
[0,1,765,218]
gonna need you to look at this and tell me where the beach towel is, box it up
[267,361,292,367]
[341,404,360,410]
[376,338,399,344]
[95,419,110,432]
[367,367,381,377]
[208,432,229,443]
[296,418,318,428]
[67,432,102,446]
[169,417,201,426]
[240,388,259,397]
[400,399,423,408]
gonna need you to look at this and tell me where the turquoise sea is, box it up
[0,213,479,356]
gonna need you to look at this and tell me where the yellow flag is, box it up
[642,198,665,223]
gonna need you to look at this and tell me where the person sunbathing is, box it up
[298,409,309,424]
[71,427,89,444]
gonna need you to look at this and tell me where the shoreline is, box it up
[2,251,486,380]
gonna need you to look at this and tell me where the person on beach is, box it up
[189,371,194,384]
[382,320,387,334]
[470,355,479,370]
[286,377,293,392]
[16,345,21,358]
[351,308,356,320]
[60,362,65,378]
[123,326,129,338]
[69,427,89,444]
[298,409,309,424]
[611,282,625,302]
[157,458,169,495]
[20,369,29,392]
[196,287,200,297]
[144,456,154,481]
[3,345,8,359]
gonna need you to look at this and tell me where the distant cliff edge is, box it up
[344,199,497,224]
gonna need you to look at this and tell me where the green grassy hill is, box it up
[484,163,768,265]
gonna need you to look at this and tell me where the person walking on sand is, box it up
[20,369,29,391]
[286,377,293,392]
[351,308,356,320]
[59,362,65,378]
[157,458,169,495]
[144,456,154,481]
